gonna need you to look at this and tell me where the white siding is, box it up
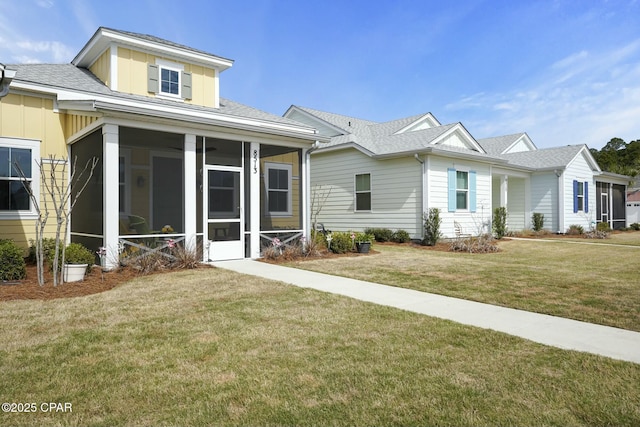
[505,139,533,154]
[438,131,473,150]
[428,156,492,238]
[311,149,422,237]
[530,173,558,232]
[562,153,596,231]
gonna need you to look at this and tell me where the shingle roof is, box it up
[500,145,586,170]
[293,106,495,159]
[9,63,306,128]
[478,133,526,156]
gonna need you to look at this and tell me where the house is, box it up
[284,106,630,238]
[628,189,640,224]
[0,27,327,266]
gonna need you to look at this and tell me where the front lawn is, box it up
[286,237,640,331]
[1,268,639,426]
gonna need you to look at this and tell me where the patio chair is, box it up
[454,221,472,238]
[128,215,151,235]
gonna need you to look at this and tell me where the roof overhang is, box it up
[72,27,234,71]
[0,64,16,98]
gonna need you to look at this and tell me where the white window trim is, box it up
[354,172,372,212]
[265,162,292,217]
[576,181,585,212]
[456,170,469,211]
[156,59,184,100]
[0,137,40,220]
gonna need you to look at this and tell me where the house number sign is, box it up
[253,149,258,174]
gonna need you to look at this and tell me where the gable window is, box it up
[355,173,371,211]
[160,68,180,95]
[573,180,589,213]
[448,168,476,212]
[265,163,292,216]
[0,138,39,218]
[148,60,192,100]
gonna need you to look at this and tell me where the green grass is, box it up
[1,268,639,426]
[287,237,640,331]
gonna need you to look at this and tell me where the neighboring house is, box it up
[628,189,640,224]
[284,106,630,239]
[0,27,326,265]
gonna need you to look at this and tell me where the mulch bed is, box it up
[0,264,153,302]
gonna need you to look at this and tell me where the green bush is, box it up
[327,232,353,254]
[422,208,442,246]
[596,222,611,232]
[532,212,545,232]
[567,224,584,235]
[364,228,394,242]
[493,207,508,239]
[391,229,411,243]
[49,242,95,273]
[0,239,27,281]
[28,237,58,264]
[631,223,640,231]
[355,232,374,243]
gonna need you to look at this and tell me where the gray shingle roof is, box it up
[500,145,585,170]
[292,106,495,159]
[9,63,307,128]
[478,133,526,156]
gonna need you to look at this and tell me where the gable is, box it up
[433,125,485,153]
[503,134,536,154]
[284,108,344,137]
[394,113,441,134]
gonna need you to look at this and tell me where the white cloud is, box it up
[444,39,640,149]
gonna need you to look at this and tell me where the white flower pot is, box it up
[63,264,88,282]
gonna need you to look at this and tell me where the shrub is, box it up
[327,232,353,254]
[355,232,374,243]
[631,223,640,231]
[391,229,411,243]
[28,237,58,264]
[532,212,545,232]
[364,228,393,242]
[567,224,584,235]
[422,208,442,246]
[63,243,96,273]
[492,207,508,239]
[0,239,27,281]
[596,222,611,232]
[585,230,609,239]
[449,235,499,253]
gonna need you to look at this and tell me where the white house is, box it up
[284,106,629,239]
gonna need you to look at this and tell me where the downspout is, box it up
[0,64,17,98]
[414,153,425,239]
[304,140,321,239]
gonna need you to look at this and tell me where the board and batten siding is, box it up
[427,155,492,238]
[530,173,558,232]
[562,153,596,230]
[311,149,422,237]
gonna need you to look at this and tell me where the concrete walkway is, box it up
[215,259,640,365]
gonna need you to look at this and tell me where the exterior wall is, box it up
[0,93,69,248]
[64,114,99,140]
[428,155,492,238]
[507,177,526,230]
[117,47,217,108]
[439,131,470,150]
[311,149,422,237]
[530,173,558,232]
[89,49,111,88]
[562,154,596,231]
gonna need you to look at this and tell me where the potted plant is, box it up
[354,232,374,254]
[61,243,95,282]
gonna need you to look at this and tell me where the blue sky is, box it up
[1,0,640,149]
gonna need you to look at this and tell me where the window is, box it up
[456,171,468,210]
[355,173,371,211]
[160,67,180,95]
[148,60,192,100]
[448,168,476,212]
[573,180,589,213]
[0,138,39,217]
[265,163,292,216]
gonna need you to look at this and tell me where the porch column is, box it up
[302,147,310,240]
[184,134,196,250]
[500,175,508,207]
[250,142,260,258]
[103,124,119,269]
[609,183,614,229]
[524,176,531,229]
